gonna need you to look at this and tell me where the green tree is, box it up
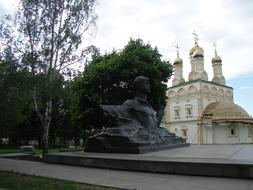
[47,77,80,148]
[0,47,33,142]
[0,0,97,155]
[78,39,173,132]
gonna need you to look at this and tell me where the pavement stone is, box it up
[1,157,253,190]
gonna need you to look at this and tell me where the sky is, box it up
[0,0,253,116]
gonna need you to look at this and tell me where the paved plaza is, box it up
[58,144,253,163]
[1,145,253,190]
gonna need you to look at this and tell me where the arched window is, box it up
[181,126,188,138]
[203,85,209,92]
[218,89,224,96]
[230,129,235,136]
[174,106,180,119]
[178,88,186,96]
[188,85,197,93]
[211,86,217,94]
[228,125,237,137]
[185,104,193,118]
[168,90,176,97]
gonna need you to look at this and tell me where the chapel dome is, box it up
[189,45,204,57]
[203,102,251,120]
[212,54,222,64]
[174,57,183,65]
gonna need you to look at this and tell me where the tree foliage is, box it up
[0,0,97,154]
[78,39,173,130]
[0,50,81,147]
[0,48,32,139]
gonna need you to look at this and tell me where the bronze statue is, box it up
[85,76,188,153]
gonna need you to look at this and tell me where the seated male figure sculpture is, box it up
[123,76,157,129]
[85,76,187,153]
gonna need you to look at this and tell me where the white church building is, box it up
[163,36,253,144]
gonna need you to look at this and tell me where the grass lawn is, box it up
[0,171,121,190]
[0,148,22,154]
[0,148,55,155]
[34,148,59,155]
[35,147,83,155]
[0,147,82,155]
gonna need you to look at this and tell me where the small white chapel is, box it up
[163,33,253,144]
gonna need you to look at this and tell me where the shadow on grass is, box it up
[0,171,123,190]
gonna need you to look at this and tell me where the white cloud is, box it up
[0,0,17,15]
[1,0,252,114]
[1,0,253,81]
[0,3,7,15]
[94,0,253,81]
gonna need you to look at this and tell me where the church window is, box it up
[228,126,237,137]
[230,129,235,136]
[185,104,193,118]
[181,127,188,138]
[174,106,180,119]
[175,109,180,116]
[186,108,192,116]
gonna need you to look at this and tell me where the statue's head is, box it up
[133,76,151,94]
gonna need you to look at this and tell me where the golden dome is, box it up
[203,102,251,120]
[212,51,222,64]
[174,57,183,65]
[189,45,204,56]
[189,46,197,55]
[212,55,222,64]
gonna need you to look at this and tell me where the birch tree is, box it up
[0,0,97,155]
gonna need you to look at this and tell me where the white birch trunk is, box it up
[42,99,52,156]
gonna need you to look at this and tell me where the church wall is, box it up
[174,65,183,76]
[226,125,239,144]
[199,81,233,104]
[166,89,199,122]
[238,124,253,143]
[169,99,199,121]
[166,81,233,121]
[202,97,213,112]
[165,82,201,144]
[213,64,222,76]
[195,58,205,71]
[167,121,199,144]
[211,123,253,144]
[212,124,227,144]
[202,125,213,144]
[165,41,251,145]
[188,124,199,144]
[165,80,237,144]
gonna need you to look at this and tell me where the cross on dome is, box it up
[175,43,180,58]
[192,30,199,45]
[213,41,218,55]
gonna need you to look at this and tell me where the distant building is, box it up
[163,34,253,144]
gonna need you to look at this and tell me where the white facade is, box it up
[165,80,233,144]
[163,39,253,144]
[201,123,253,144]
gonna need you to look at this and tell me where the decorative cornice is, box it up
[167,79,233,90]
